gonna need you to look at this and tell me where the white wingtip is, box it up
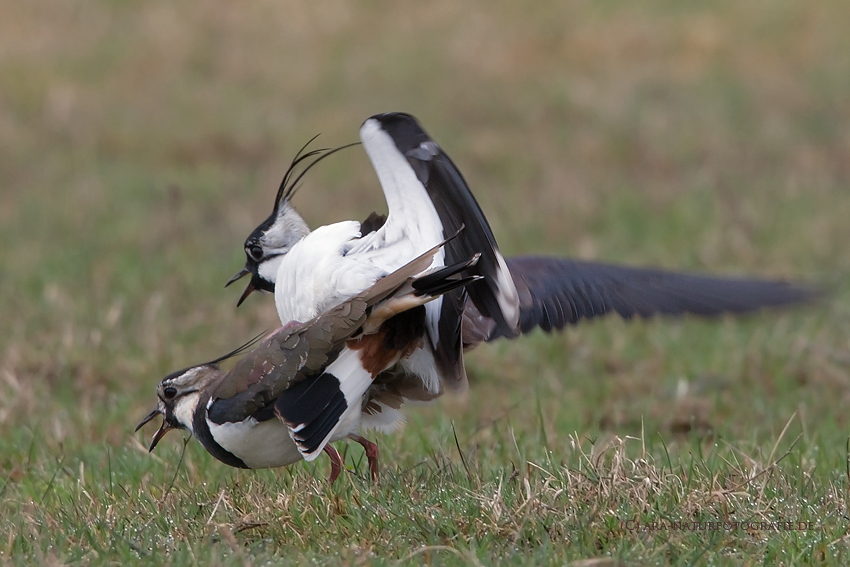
[493,250,521,331]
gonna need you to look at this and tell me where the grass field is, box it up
[2,1,850,565]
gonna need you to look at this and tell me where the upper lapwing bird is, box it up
[137,239,482,481]
[229,112,523,397]
[227,112,817,351]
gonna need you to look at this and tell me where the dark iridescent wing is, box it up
[462,255,818,344]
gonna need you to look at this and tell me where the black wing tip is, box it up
[411,251,479,292]
[275,373,348,456]
[713,281,822,313]
[500,255,824,340]
[366,111,417,126]
[364,112,430,153]
[627,285,821,320]
[286,391,348,456]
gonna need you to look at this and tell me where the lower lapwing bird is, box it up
[137,239,481,481]
[227,112,817,351]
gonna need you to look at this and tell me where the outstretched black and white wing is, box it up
[358,112,520,385]
[461,255,818,345]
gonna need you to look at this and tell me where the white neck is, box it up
[257,203,311,285]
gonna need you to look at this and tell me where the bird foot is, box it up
[323,445,342,483]
[348,434,379,481]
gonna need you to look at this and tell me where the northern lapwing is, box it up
[229,113,524,397]
[137,239,482,481]
[227,112,816,352]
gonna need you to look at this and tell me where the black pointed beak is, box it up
[236,279,257,307]
[227,267,262,307]
[148,421,175,452]
[136,407,174,452]
[226,268,250,288]
[135,407,161,432]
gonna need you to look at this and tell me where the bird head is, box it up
[225,137,359,305]
[136,333,267,452]
[226,200,309,306]
[135,365,224,452]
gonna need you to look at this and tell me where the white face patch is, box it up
[159,366,222,434]
[171,391,201,433]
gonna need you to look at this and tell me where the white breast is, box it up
[207,416,303,469]
[274,221,381,324]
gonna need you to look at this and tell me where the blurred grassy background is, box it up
[2,1,850,564]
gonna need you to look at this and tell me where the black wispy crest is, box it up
[273,135,361,211]
[206,330,269,366]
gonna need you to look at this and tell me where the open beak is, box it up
[135,407,160,432]
[135,407,174,452]
[225,267,259,307]
[226,267,250,288]
[236,279,257,307]
[148,421,175,452]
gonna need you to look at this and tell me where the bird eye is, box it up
[247,244,264,262]
[163,386,177,399]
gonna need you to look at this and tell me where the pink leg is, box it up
[323,445,342,483]
[348,434,379,481]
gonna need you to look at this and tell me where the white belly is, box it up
[207,416,303,469]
